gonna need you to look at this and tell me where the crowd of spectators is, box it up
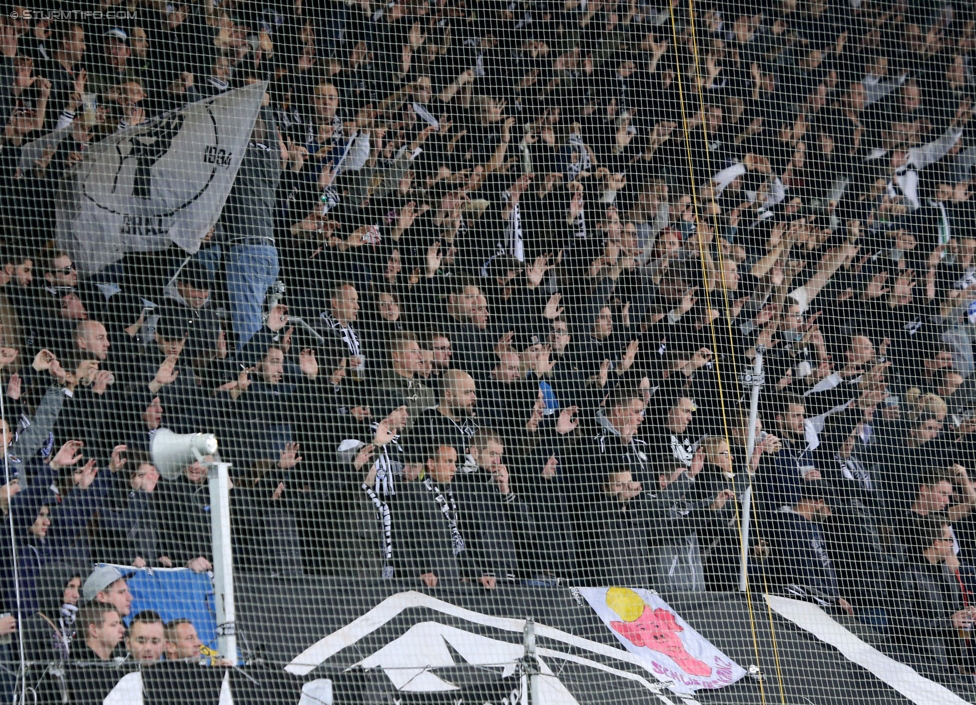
[2,0,976,695]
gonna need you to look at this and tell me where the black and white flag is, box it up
[55,82,266,274]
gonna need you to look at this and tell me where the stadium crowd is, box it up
[1,0,976,698]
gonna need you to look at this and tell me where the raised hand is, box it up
[75,459,99,490]
[299,348,318,379]
[278,442,302,469]
[397,201,428,234]
[281,326,294,354]
[596,358,611,388]
[491,463,511,495]
[615,116,635,148]
[267,304,289,332]
[0,347,18,368]
[568,189,584,222]
[153,356,179,387]
[689,347,713,370]
[76,360,99,386]
[0,24,18,59]
[543,292,564,319]
[542,455,558,479]
[373,419,397,446]
[32,349,58,374]
[677,287,698,316]
[236,367,252,395]
[91,370,115,395]
[526,254,550,288]
[0,615,15,637]
[890,269,915,303]
[49,440,84,471]
[556,405,579,435]
[141,467,160,494]
[353,443,376,471]
[426,241,443,277]
[501,116,516,140]
[0,479,21,511]
[710,488,735,511]
[6,372,20,401]
[494,331,514,356]
[186,556,212,573]
[619,339,639,373]
[761,433,783,455]
[108,444,127,473]
[525,395,545,433]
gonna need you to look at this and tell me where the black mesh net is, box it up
[0,1,975,703]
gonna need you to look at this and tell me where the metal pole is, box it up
[739,345,765,593]
[287,317,327,344]
[208,461,237,664]
[523,618,540,705]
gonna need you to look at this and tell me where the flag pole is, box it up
[739,345,764,593]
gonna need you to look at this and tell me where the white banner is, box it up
[579,586,746,693]
[765,594,972,705]
[55,82,266,274]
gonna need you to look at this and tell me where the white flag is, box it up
[579,586,746,693]
[56,82,266,274]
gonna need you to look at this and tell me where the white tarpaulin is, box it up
[283,590,700,704]
[579,586,746,694]
[55,82,266,274]
[765,594,972,705]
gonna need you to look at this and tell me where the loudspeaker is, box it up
[150,428,219,480]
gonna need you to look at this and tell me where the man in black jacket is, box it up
[585,468,653,588]
[154,457,215,573]
[768,484,854,616]
[393,445,495,590]
[586,385,648,496]
[394,444,473,588]
[133,313,202,434]
[374,333,435,431]
[157,260,221,366]
[452,429,537,585]
[410,369,479,461]
[893,517,975,677]
[64,604,126,705]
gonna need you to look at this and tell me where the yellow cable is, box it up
[666,5,792,704]
[679,6,789,703]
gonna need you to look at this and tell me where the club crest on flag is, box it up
[53,83,266,274]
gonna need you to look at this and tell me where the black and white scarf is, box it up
[835,454,872,491]
[321,310,362,359]
[423,478,465,556]
[501,189,524,262]
[362,483,394,578]
[370,423,403,497]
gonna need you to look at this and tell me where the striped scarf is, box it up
[423,478,465,556]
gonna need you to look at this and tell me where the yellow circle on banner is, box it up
[606,587,645,623]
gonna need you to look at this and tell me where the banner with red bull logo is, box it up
[578,587,746,694]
